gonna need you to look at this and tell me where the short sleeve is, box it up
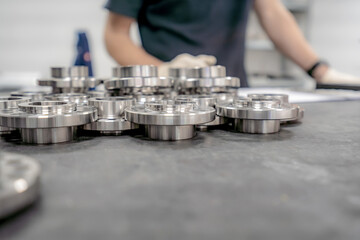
[104,0,144,19]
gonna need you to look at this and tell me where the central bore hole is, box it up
[30,101,67,106]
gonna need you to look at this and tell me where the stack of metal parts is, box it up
[0,65,305,144]
[105,65,173,98]
[37,66,102,93]
[0,152,40,220]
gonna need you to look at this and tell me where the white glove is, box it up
[319,68,360,85]
[158,53,217,77]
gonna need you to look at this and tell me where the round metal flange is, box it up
[247,93,304,122]
[175,95,217,108]
[113,65,158,78]
[217,97,299,134]
[125,100,215,140]
[135,94,164,104]
[44,93,89,105]
[0,97,31,135]
[11,91,49,101]
[0,101,97,143]
[105,77,172,90]
[0,152,40,219]
[37,66,100,93]
[211,92,235,104]
[200,65,227,78]
[83,96,137,134]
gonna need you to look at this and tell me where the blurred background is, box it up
[0,0,359,89]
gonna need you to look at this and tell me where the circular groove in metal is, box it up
[45,93,89,105]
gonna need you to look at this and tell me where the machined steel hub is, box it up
[173,65,240,94]
[37,66,101,93]
[0,152,40,219]
[0,97,31,135]
[175,95,227,131]
[217,97,299,134]
[105,65,172,96]
[83,96,138,135]
[247,93,304,123]
[0,101,97,144]
[125,100,215,140]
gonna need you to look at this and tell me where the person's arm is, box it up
[253,0,328,81]
[104,12,163,66]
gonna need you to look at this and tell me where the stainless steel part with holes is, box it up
[37,66,101,93]
[125,100,215,140]
[216,97,299,134]
[0,152,40,220]
[11,91,49,101]
[247,93,304,123]
[0,97,31,135]
[0,101,97,144]
[175,95,227,130]
[83,96,138,135]
[175,65,240,94]
[44,93,89,106]
[105,65,172,95]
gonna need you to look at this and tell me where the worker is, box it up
[104,0,360,87]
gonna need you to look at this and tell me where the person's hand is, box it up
[158,53,217,77]
[317,68,360,85]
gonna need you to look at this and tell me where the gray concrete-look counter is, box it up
[0,101,360,240]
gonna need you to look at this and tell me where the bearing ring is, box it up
[0,101,97,144]
[216,97,299,134]
[83,96,138,135]
[125,100,215,140]
[0,152,41,219]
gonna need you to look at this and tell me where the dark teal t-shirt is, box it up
[105,0,253,87]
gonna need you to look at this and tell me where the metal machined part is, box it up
[44,93,89,106]
[135,94,164,104]
[217,97,299,134]
[105,65,172,95]
[125,100,215,140]
[0,152,40,220]
[83,96,138,135]
[11,91,49,101]
[0,97,31,135]
[37,66,101,93]
[176,65,240,94]
[211,92,235,104]
[247,93,304,123]
[0,101,97,144]
[175,95,227,130]
[86,90,110,98]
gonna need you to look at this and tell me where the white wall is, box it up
[0,0,359,88]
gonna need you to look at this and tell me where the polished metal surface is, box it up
[125,101,215,140]
[0,152,40,219]
[37,66,101,93]
[83,96,137,135]
[44,93,89,105]
[86,90,110,98]
[0,101,97,143]
[105,65,172,96]
[217,97,299,134]
[11,91,49,101]
[0,97,31,135]
[135,94,164,104]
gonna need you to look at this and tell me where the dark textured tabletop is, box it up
[0,100,360,240]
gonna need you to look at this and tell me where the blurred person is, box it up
[104,0,360,87]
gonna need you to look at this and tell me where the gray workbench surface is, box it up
[0,100,360,240]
